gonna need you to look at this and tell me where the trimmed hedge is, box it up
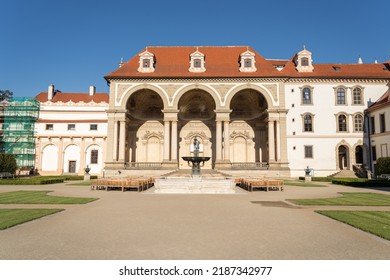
[376,157,390,176]
[44,175,97,181]
[331,178,390,187]
[299,176,333,182]
[0,154,17,174]
[0,178,64,185]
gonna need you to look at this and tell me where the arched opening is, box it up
[41,144,58,171]
[229,89,268,164]
[338,145,349,170]
[126,89,164,164]
[178,89,216,169]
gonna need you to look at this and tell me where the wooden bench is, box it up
[237,178,284,192]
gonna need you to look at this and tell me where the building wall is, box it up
[36,101,108,175]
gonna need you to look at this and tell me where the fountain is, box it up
[181,137,210,176]
[154,137,235,194]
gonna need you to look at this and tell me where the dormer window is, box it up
[189,49,206,72]
[295,47,314,72]
[239,49,257,72]
[142,59,150,68]
[138,49,155,73]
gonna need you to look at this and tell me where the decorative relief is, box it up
[142,131,164,140]
[263,84,278,102]
[160,84,182,102]
[210,84,234,103]
[230,131,251,140]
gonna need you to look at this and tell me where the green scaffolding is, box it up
[3,97,40,169]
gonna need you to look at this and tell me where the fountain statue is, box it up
[182,137,210,176]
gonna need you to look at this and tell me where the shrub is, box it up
[331,178,389,187]
[0,178,64,185]
[0,154,17,174]
[298,176,333,182]
[375,157,390,176]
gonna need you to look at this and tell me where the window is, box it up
[304,145,313,158]
[193,59,202,68]
[244,58,252,68]
[338,114,347,132]
[303,114,313,132]
[90,150,98,164]
[302,87,312,104]
[352,87,363,105]
[354,114,363,132]
[372,146,377,161]
[142,59,150,68]
[301,57,309,66]
[90,124,98,131]
[337,88,346,105]
[68,124,76,131]
[370,116,375,134]
[45,124,53,130]
[380,114,386,133]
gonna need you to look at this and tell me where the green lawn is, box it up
[288,192,390,206]
[0,209,64,230]
[283,180,325,187]
[317,211,390,241]
[0,191,98,204]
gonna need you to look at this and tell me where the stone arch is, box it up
[63,144,81,173]
[85,144,103,174]
[352,140,364,165]
[172,83,222,110]
[224,83,274,109]
[119,84,169,110]
[336,141,352,170]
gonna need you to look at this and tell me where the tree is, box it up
[0,90,13,101]
[0,154,17,174]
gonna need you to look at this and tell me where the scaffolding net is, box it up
[3,97,40,169]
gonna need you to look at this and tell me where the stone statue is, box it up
[193,137,200,151]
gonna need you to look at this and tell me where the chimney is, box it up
[89,86,96,96]
[48,84,54,100]
[357,55,363,64]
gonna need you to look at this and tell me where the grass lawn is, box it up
[288,192,390,206]
[0,209,64,230]
[66,181,91,186]
[283,180,325,187]
[317,211,390,241]
[0,191,98,204]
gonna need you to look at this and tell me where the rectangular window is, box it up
[68,124,76,131]
[45,124,53,130]
[194,59,201,68]
[301,57,309,66]
[90,124,98,131]
[143,59,150,68]
[380,114,386,133]
[90,150,98,164]
[381,144,388,157]
[304,145,313,158]
[370,116,375,134]
[244,58,252,67]
[372,146,377,161]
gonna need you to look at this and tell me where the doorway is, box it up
[68,161,76,173]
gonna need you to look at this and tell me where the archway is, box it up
[338,145,349,170]
[126,89,164,164]
[178,89,216,168]
[229,89,268,164]
[41,144,58,172]
[355,145,363,164]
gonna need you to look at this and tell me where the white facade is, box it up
[35,88,108,175]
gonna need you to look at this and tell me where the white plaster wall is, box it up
[285,82,388,176]
[63,144,80,173]
[41,144,58,171]
[85,144,103,174]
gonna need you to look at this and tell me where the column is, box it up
[223,121,230,161]
[276,121,281,162]
[171,120,178,160]
[164,120,170,161]
[113,121,118,161]
[79,137,86,174]
[57,137,64,173]
[216,120,222,160]
[118,120,126,161]
[268,120,275,162]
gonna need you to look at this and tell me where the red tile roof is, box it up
[105,46,390,79]
[367,90,390,111]
[105,46,283,79]
[36,92,109,103]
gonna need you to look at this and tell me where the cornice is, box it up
[109,77,288,84]
[286,78,389,84]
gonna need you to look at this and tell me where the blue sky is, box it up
[1,0,389,97]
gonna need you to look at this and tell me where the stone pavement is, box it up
[0,182,389,260]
